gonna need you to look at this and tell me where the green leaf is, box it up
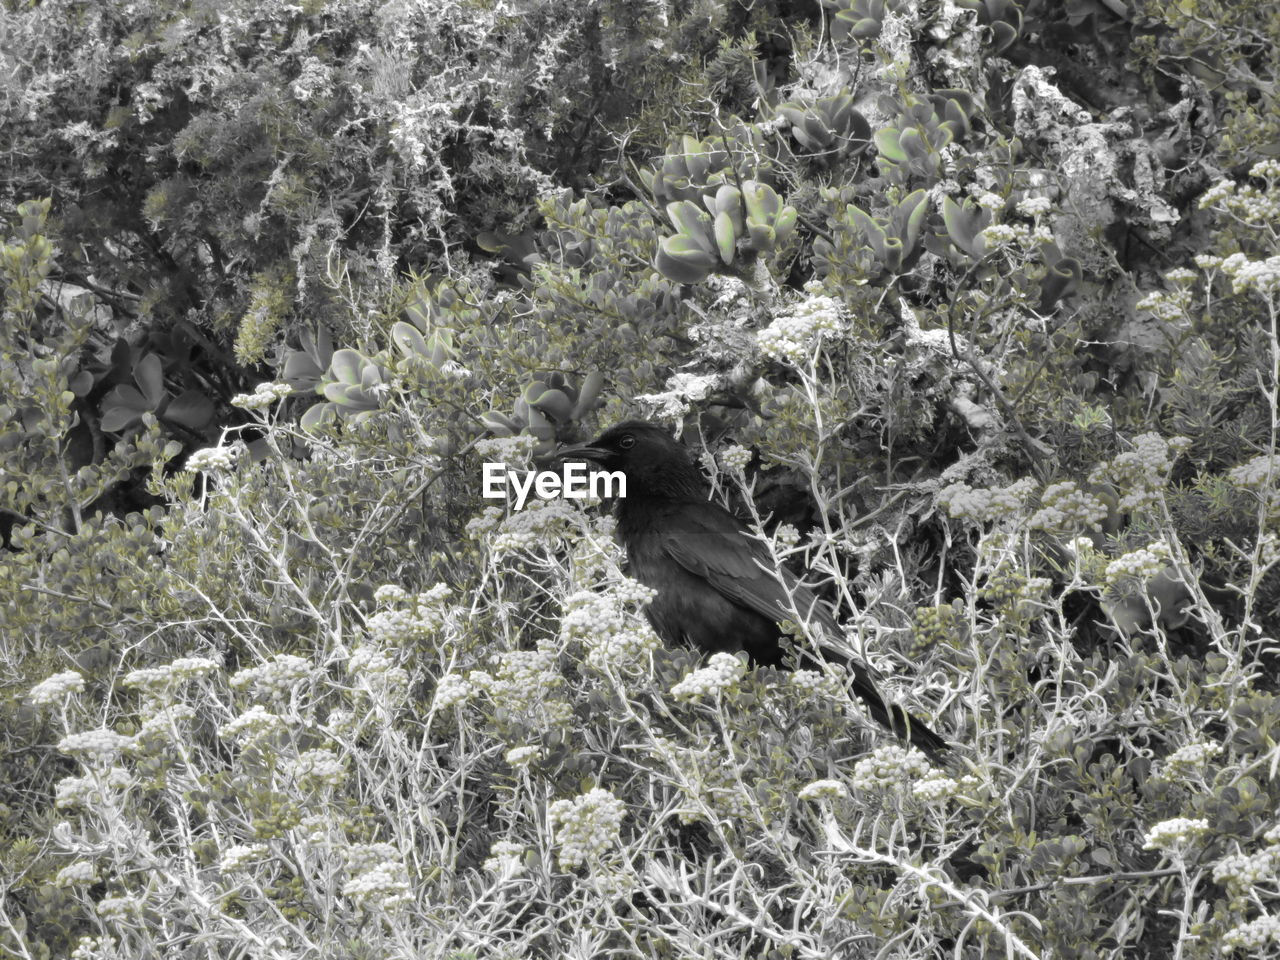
[163,390,214,430]
[134,353,165,408]
[874,128,907,164]
[714,210,737,264]
[329,349,365,386]
[391,321,430,360]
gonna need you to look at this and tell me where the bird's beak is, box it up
[549,441,611,463]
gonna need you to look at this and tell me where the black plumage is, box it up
[554,420,949,759]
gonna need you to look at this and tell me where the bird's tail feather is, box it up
[794,601,952,761]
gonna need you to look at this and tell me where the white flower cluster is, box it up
[850,745,933,791]
[979,222,1053,250]
[975,191,1005,211]
[374,584,408,604]
[569,517,624,581]
[432,672,476,710]
[469,642,572,725]
[133,704,197,752]
[230,381,293,410]
[718,444,751,471]
[348,645,397,676]
[218,704,285,743]
[1155,740,1223,781]
[344,841,399,874]
[343,859,412,910]
[1213,848,1280,893]
[96,896,138,920]
[1222,914,1280,953]
[548,788,626,870]
[489,499,582,553]
[1142,817,1210,851]
[230,654,311,700]
[55,767,130,810]
[773,523,801,549]
[798,779,848,802]
[465,506,506,539]
[1194,254,1223,270]
[1265,824,1280,846]
[54,861,99,887]
[1228,454,1280,491]
[505,745,541,767]
[670,652,748,700]
[30,670,86,706]
[1029,481,1108,534]
[939,477,1037,524]
[367,583,453,643]
[1253,159,1280,180]
[295,813,331,845]
[220,842,269,873]
[1164,267,1197,285]
[483,840,528,879]
[1016,195,1052,217]
[912,774,971,804]
[1104,541,1171,587]
[123,656,220,701]
[1135,288,1192,322]
[58,729,133,762]
[70,937,117,960]
[324,709,354,738]
[757,286,843,365]
[1091,433,1188,511]
[1221,252,1280,297]
[287,748,346,788]
[185,445,238,472]
[475,435,537,469]
[561,581,660,671]
[789,668,844,699]
[1199,179,1236,208]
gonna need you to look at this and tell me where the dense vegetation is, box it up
[2,0,1279,957]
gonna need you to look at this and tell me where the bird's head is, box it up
[552,420,705,500]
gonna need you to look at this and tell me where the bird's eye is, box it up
[617,435,636,450]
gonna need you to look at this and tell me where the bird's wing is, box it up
[658,500,951,760]
[656,501,840,639]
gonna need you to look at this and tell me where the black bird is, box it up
[555,420,949,759]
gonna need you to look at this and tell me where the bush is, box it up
[3,1,1280,958]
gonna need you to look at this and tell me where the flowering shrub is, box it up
[3,1,1280,958]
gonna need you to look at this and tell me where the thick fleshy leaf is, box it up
[391,320,430,359]
[943,197,989,259]
[897,190,929,251]
[330,348,365,386]
[481,410,523,435]
[874,128,907,164]
[99,405,143,433]
[572,372,605,418]
[1039,257,1081,312]
[283,349,324,385]
[530,388,574,423]
[714,210,737,264]
[69,370,94,397]
[133,353,165,408]
[655,248,714,285]
[666,201,715,255]
[103,384,153,416]
[163,390,214,430]
[846,204,887,260]
[746,223,776,251]
[300,402,337,432]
